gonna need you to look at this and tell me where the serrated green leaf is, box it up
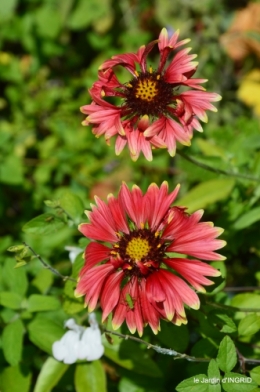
[176,178,235,213]
[27,294,60,312]
[2,319,24,366]
[216,336,237,373]
[176,374,209,391]
[0,365,32,392]
[28,315,64,355]
[34,357,69,392]
[74,362,106,392]
[7,244,25,253]
[250,366,260,384]
[22,213,65,235]
[238,314,260,336]
[59,192,84,224]
[207,360,221,392]
[222,372,257,392]
[233,207,260,230]
[208,312,237,334]
[0,291,23,309]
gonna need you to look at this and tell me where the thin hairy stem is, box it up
[177,151,260,182]
[24,242,77,283]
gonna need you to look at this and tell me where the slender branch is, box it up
[177,151,260,182]
[224,286,260,292]
[24,242,77,283]
[103,328,209,362]
[103,328,260,365]
[205,301,260,313]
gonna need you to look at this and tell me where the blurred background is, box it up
[1,0,260,391]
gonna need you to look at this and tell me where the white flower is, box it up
[65,246,83,263]
[52,315,104,364]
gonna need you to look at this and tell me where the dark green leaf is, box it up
[28,314,64,355]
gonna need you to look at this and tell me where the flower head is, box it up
[81,28,221,161]
[76,182,226,336]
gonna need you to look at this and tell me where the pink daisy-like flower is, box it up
[81,28,221,160]
[75,182,226,336]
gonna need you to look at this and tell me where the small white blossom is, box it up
[65,246,83,263]
[52,315,104,364]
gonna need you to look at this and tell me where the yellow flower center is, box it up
[135,79,158,102]
[126,237,151,260]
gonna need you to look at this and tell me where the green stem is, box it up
[177,151,260,182]
[205,301,260,313]
[24,242,77,283]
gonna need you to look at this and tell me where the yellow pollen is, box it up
[156,74,160,80]
[135,79,158,102]
[126,237,150,261]
[149,66,153,73]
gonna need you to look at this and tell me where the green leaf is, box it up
[0,155,24,184]
[250,366,260,384]
[2,258,28,296]
[230,293,260,309]
[44,199,60,208]
[222,372,257,392]
[158,321,189,352]
[176,179,235,213]
[63,280,84,315]
[7,244,25,252]
[238,314,260,336]
[27,294,60,312]
[0,291,23,309]
[74,362,106,392]
[2,319,24,366]
[0,365,32,392]
[22,213,65,235]
[28,314,64,355]
[207,360,221,392]
[34,357,69,392]
[208,312,237,334]
[176,374,209,391]
[216,336,237,373]
[59,191,84,224]
[233,207,260,230]
[31,269,54,294]
[0,0,17,21]
[103,338,162,377]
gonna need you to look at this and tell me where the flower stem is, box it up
[177,151,260,182]
[24,242,77,283]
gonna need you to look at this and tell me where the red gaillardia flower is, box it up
[75,182,226,336]
[80,28,221,161]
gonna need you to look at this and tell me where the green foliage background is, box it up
[1,0,260,391]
